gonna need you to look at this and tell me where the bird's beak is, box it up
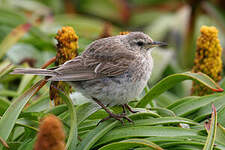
[151,41,168,47]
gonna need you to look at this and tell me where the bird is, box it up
[11,32,167,124]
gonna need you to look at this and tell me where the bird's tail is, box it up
[10,68,56,76]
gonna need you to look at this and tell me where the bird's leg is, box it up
[92,98,133,125]
[124,104,138,113]
[122,104,126,114]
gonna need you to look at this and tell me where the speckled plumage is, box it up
[12,32,159,106]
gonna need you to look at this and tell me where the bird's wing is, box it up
[49,56,96,81]
[49,38,135,81]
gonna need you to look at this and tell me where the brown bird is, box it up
[11,32,167,124]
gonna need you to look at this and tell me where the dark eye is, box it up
[137,41,144,46]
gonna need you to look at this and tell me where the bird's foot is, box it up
[92,98,134,126]
[124,104,139,113]
[97,113,133,126]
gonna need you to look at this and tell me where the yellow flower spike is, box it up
[50,26,79,105]
[191,26,223,96]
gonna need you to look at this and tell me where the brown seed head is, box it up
[34,114,65,150]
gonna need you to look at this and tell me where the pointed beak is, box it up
[151,41,168,47]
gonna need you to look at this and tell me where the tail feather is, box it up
[10,68,56,76]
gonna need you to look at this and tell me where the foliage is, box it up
[0,0,225,150]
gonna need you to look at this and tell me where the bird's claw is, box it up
[97,113,133,126]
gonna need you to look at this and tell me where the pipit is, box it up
[11,32,167,124]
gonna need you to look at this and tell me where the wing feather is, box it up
[49,37,135,81]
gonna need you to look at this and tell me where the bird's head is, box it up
[124,32,167,52]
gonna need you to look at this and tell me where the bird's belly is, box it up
[71,67,151,106]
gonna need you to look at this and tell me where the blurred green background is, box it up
[0,0,225,97]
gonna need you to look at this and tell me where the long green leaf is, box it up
[76,102,100,124]
[99,139,163,150]
[136,72,224,108]
[215,124,225,144]
[0,61,15,79]
[0,23,31,59]
[203,104,217,150]
[167,96,199,110]
[77,120,118,150]
[217,106,225,127]
[146,136,225,149]
[194,96,225,122]
[0,80,41,141]
[170,94,224,117]
[97,126,199,146]
[132,117,199,126]
[58,90,77,150]
[17,75,36,95]
[0,97,10,116]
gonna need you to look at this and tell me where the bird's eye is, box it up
[137,41,144,46]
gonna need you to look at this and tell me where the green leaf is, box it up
[76,102,100,124]
[0,8,26,27]
[0,80,42,141]
[25,95,50,112]
[194,96,225,122]
[77,120,118,150]
[0,90,18,97]
[0,97,10,116]
[0,61,15,79]
[154,91,179,108]
[99,139,163,150]
[167,96,199,110]
[146,136,225,149]
[215,124,225,144]
[149,107,176,117]
[16,118,39,131]
[217,106,225,127]
[203,105,217,150]
[17,138,36,150]
[132,117,199,126]
[136,72,223,108]
[170,94,224,117]
[58,90,77,150]
[0,23,32,59]
[97,126,199,146]
[159,141,205,149]
[17,74,36,95]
